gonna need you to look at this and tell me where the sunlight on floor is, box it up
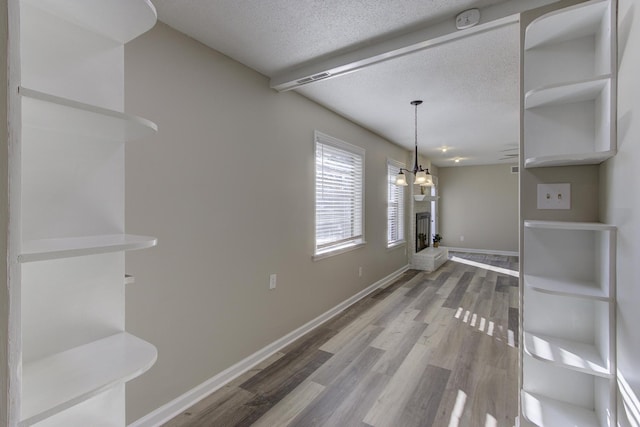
[485,413,498,427]
[454,306,516,347]
[451,256,519,278]
[447,389,468,427]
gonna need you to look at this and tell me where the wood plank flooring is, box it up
[163,254,519,427]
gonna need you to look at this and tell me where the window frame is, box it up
[386,158,406,249]
[313,131,366,260]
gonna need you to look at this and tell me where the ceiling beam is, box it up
[270,0,560,91]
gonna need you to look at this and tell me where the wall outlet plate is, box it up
[537,183,570,210]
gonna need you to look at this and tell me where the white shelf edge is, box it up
[19,86,158,141]
[19,234,158,263]
[524,150,616,168]
[524,332,612,377]
[22,0,157,44]
[524,274,610,301]
[524,0,609,50]
[521,390,600,427]
[20,332,157,426]
[524,75,610,109]
[524,220,616,231]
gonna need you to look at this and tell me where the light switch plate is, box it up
[537,183,570,210]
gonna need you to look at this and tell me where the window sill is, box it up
[386,241,406,251]
[313,242,366,261]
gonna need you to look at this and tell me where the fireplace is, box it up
[415,212,431,253]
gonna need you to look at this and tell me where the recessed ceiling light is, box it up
[454,158,460,163]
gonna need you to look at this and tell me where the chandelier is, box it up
[395,100,433,186]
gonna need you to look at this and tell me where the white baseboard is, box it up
[444,246,519,257]
[619,371,640,427]
[128,264,410,427]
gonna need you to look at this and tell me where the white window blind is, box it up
[315,131,365,256]
[387,159,405,247]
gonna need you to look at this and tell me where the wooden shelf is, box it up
[525,76,610,109]
[524,274,609,301]
[524,0,608,50]
[521,390,599,427]
[524,150,615,168]
[20,87,157,142]
[524,332,611,377]
[20,333,157,426]
[524,220,615,232]
[19,234,157,263]
[22,0,157,44]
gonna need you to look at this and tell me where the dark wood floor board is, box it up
[442,271,474,308]
[163,254,520,427]
[397,364,451,427]
[370,307,422,350]
[311,324,383,386]
[163,386,256,427]
[239,346,333,396]
[370,320,428,376]
[251,380,325,427]
[289,346,385,427]
[363,341,434,426]
[410,283,439,312]
[413,294,447,324]
[321,371,389,427]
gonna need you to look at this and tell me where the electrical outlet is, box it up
[269,274,277,289]
[358,267,363,277]
[537,183,570,210]
[460,235,464,242]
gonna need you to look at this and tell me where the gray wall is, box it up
[602,0,640,424]
[438,164,518,253]
[124,23,411,422]
[1,1,9,422]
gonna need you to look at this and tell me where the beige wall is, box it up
[602,0,640,424]
[438,164,518,253]
[123,23,411,422]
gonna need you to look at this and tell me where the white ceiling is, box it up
[150,0,556,166]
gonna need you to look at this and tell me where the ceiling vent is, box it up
[296,72,331,85]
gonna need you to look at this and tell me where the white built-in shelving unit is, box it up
[523,0,616,168]
[7,0,159,425]
[520,1,617,426]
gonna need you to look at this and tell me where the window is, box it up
[387,159,405,247]
[315,131,365,257]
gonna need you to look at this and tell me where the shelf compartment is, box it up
[523,222,615,298]
[20,332,157,426]
[19,234,157,263]
[521,390,600,427]
[20,87,157,142]
[21,0,157,44]
[524,0,609,51]
[525,76,610,110]
[523,77,613,168]
[524,332,611,377]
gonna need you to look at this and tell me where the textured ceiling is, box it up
[152,0,527,166]
[296,22,521,166]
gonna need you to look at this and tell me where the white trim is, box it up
[128,264,410,427]
[443,246,519,257]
